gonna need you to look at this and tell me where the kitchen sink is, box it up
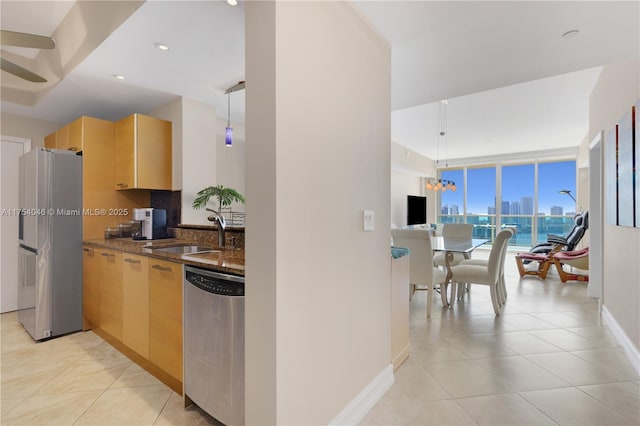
[147,245,215,254]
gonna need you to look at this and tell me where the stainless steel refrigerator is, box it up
[17,147,83,341]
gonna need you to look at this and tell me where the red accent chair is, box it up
[552,247,589,282]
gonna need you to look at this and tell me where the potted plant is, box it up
[192,185,245,212]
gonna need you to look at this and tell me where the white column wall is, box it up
[246,2,391,424]
[589,59,640,352]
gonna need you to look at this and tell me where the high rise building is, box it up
[488,206,496,215]
[501,201,510,215]
[550,206,564,215]
[521,196,533,215]
[450,204,459,215]
[510,201,521,215]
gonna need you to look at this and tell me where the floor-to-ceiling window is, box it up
[502,164,534,246]
[440,169,464,224]
[537,160,577,244]
[438,160,576,247]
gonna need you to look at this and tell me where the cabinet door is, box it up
[149,259,182,381]
[67,118,83,152]
[44,133,56,149]
[122,254,149,358]
[82,246,101,327]
[55,125,69,150]
[99,249,123,340]
[114,114,135,189]
[137,114,172,190]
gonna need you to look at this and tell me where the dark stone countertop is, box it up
[83,237,245,276]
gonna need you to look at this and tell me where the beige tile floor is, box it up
[361,248,640,425]
[2,249,639,425]
[0,312,221,425]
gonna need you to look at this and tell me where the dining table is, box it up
[432,236,489,307]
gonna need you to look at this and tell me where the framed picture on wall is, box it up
[618,109,634,227]
[604,126,618,225]
[632,99,640,228]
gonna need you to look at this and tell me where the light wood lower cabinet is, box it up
[99,249,123,341]
[82,247,183,391]
[82,247,101,328]
[122,254,149,358]
[148,258,183,382]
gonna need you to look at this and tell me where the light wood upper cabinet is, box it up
[115,113,172,190]
[44,132,56,149]
[67,118,83,152]
[149,258,183,381]
[122,254,149,358]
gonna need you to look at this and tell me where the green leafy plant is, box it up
[192,185,245,211]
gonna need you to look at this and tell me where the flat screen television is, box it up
[407,195,427,226]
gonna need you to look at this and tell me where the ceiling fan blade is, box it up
[0,58,47,83]
[0,30,55,49]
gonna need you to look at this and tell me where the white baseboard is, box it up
[602,305,640,375]
[329,364,394,426]
[392,343,410,371]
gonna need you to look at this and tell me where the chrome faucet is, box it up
[206,208,226,247]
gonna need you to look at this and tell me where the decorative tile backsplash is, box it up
[151,190,181,228]
[175,225,245,249]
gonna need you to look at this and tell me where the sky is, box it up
[441,161,577,215]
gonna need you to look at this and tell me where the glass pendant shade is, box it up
[225,126,233,147]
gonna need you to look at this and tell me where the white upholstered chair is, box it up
[449,228,514,315]
[457,227,515,302]
[391,229,447,318]
[433,223,474,268]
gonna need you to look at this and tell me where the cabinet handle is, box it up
[152,264,171,272]
[117,183,128,188]
[101,253,115,257]
[83,248,93,253]
[124,258,140,264]
[67,147,79,152]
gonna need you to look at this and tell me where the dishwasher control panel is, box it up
[185,268,244,296]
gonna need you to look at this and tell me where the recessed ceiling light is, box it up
[154,42,169,51]
[561,29,579,39]
[113,74,125,80]
[227,0,238,5]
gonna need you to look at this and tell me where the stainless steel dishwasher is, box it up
[184,265,245,426]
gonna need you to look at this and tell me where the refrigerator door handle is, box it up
[19,244,37,254]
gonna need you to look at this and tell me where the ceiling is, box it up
[1,1,638,161]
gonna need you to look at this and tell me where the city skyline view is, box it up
[440,161,577,216]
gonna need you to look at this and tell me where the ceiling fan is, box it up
[0,30,56,83]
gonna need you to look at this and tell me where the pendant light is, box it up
[225,91,233,147]
[426,100,456,192]
[223,81,245,148]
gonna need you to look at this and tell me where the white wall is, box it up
[246,2,391,424]
[0,113,62,147]
[588,59,640,352]
[391,141,437,227]
[150,98,217,225]
[216,118,245,213]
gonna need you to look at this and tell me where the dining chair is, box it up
[433,223,474,268]
[391,229,447,318]
[457,227,515,301]
[449,228,514,315]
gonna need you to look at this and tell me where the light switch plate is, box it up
[363,210,374,231]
